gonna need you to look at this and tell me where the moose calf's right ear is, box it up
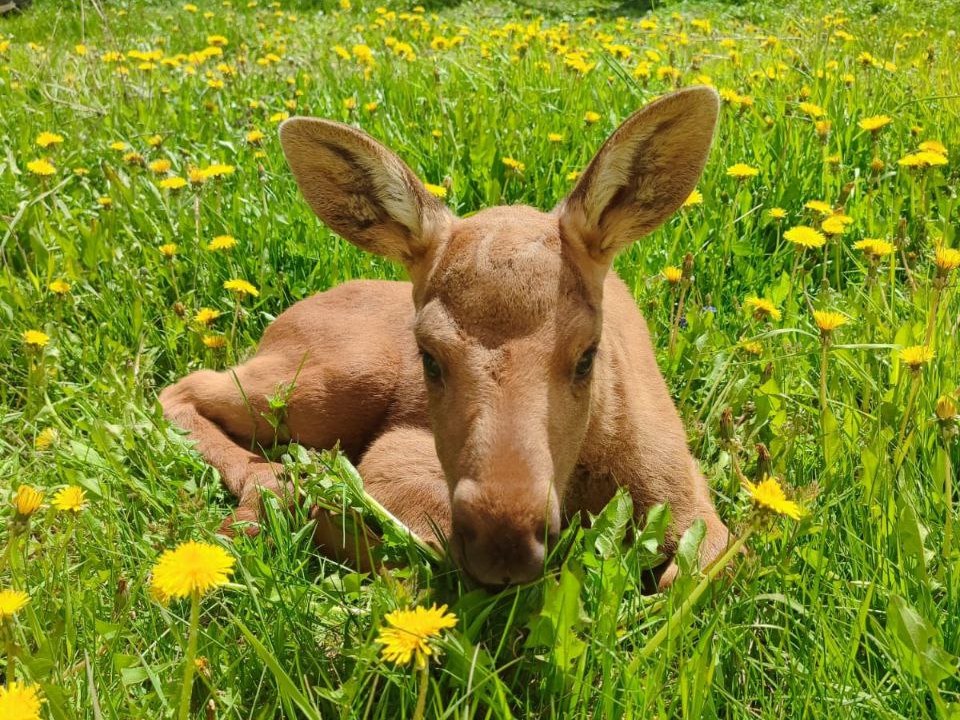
[558,87,720,266]
[279,117,451,264]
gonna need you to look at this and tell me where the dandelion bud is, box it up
[172,301,187,317]
[682,252,694,282]
[720,407,735,442]
[761,361,774,383]
[754,443,772,483]
[13,485,43,517]
[936,395,957,422]
[895,217,907,245]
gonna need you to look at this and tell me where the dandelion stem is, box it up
[412,662,429,720]
[177,590,202,720]
[924,283,942,348]
[895,371,923,471]
[5,631,15,688]
[944,444,954,558]
[636,524,752,663]
[668,284,688,357]
[819,338,830,466]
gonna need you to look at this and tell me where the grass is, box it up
[2,0,960,717]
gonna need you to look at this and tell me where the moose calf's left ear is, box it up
[558,86,719,265]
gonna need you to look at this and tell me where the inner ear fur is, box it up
[557,86,720,265]
[279,117,452,264]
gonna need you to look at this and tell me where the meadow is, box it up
[2,0,960,717]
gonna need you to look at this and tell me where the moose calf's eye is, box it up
[574,346,597,381]
[421,351,442,383]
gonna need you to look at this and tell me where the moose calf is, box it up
[160,87,730,588]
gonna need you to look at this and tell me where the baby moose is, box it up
[160,87,730,588]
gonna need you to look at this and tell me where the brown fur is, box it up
[159,87,729,588]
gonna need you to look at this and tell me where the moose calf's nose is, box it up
[452,495,558,586]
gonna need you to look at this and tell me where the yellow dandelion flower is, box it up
[820,215,848,236]
[246,129,265,144]
[52,486,87,513]
[424,182,447,199]
[147,134,164,147]
[898,151,947,168]
[744,296,781,321]
[683,189,703,207]
[566,170,581,182]
[918,140,947,156]
[784,225,826,249]
[934,246,960,272]
[98,196,113,208]
[207,235,237,251]
[804,200,832,215]
[122,151,144,166]
[224,278,259,297]
[858,114,892,132]
[798,102,825,118]
[813,310,848,332]
[662,266,683,285]
[726,163,759,179]
[854,238,895,259]
[0,589,30,620]
[159,243,178,258]
[202,163,236,179]
[48,279,71,294]
[745,476,804,520]
[583,111,601,124]
[899,345,933,370]
[159,176,188,190]
[34,427,59,450]
[194,308,221,326]
[202,334,227,349]
[23,330,50,348]
[547,132,564,143]
[36,131,64,148]
[269,111,290,123]
[26,159,56,176]
[207,35,229,47]
[502,157,525,173]
[151,541,235,599]
[13,486,43,516]
[149,159,172,174]
[767,207,787,220]
[739,340,763,356]
[0,682,43,720]
[109,141,128,151]
[376,604,458,669]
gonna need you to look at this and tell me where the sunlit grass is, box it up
[1,0,959,717]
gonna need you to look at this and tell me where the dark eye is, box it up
[574,346,597,381]
[421,350,443,383]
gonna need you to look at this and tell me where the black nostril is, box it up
[533,520,549,543]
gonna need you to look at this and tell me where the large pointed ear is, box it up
[557,86,719,265]
[279,118,452,264]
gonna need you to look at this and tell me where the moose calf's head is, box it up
[280,88,719,586]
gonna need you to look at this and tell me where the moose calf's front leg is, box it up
[650,458,731,590]
[159,360,296,535]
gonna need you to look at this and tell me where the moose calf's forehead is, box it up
[423,207,593,344]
